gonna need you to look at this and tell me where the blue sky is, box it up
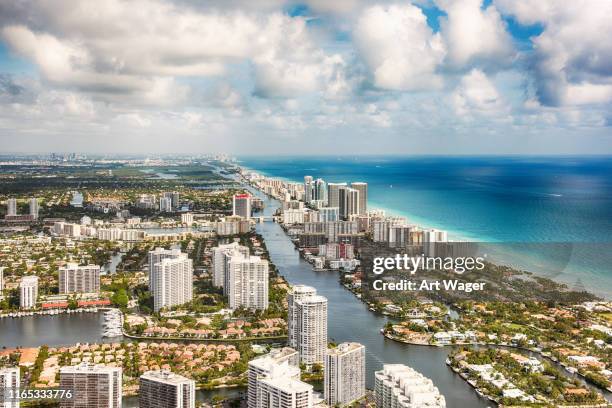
[0,0,610,155]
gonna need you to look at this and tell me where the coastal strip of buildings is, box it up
[241,170,452,274]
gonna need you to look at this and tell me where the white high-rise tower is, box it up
[6,198,16,216]
[295,294,328,365]
[211,242,249,289]
[59,364,122,408]
[226,255,269,310]
[324,343,366,407]
[139,370,195,408]
[29,197,39,220]
[148,248,193,312]
[0,367,20,408]
[287,285,317,349]
[19,275,38,309]
[350,182,367,215]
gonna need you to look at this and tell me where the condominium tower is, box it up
[339,188,359,219]
[0,367,20,408]
[247,348,300,408]
[374,364,446,408]
[287,285,317,349]
[148,248,193,312]
[59,263,101,294]
[59,364,122,408]
[249,353,313,408]
[324,343,366,407]
[233,193,252,219]
[19,275,38,309]
[226,255,269,310]
[326,183,347,208]
[139,370,195,408]
[29,197,39,219]
[350,182,367,215]
[304,176,314,203]
[314,178,327,204]
[6,198,16,216]
[294,294,328,365]
[211,242,249,289]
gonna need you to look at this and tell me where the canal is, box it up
[250,186,491,408]
[0,183,491,407]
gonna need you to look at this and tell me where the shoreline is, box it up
[239,169,612,402]
[238,164,611,299]
[382,331,612,395]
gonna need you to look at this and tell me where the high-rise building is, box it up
[226,255,269,310]
[314,179,327,204]
[372,218,406,242]
[29,197,39,220]
[148,248,181,293]
[148,248,193,312]
[249,354,313,408]
[6,198,17,217]
[171,192,180,210]
[59,263,101,294]
[423,229,448,258]
[374,364,446,408]
[339,188,359,220]
[287,285,317,349]
[212,242,249,288]
[233,193,252,219]
[350,183,367,215]
[0,367,20,408]
[388,225,413,248]
[59,364,122,408]
[19,275,38,309]
[247,348,300,408]
[139,370,195,408]
[257,376,313,408]
[324,343,366,407]
[162,192,180,210]
[327,183,347,208]
[159,197,173,212]
[304,176,314,204]
[295,294,328,365]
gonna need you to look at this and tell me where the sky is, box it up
[0,0,611,155]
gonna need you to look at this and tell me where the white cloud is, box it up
[0,0,610,154]
[452,69,508,117]
[1,0,344,103]
[496,0,612,106]
[436,0,514,67]
[354,4,446,91]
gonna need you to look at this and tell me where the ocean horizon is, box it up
[239,155,612,298]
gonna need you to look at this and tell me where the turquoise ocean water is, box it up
[240,156,612,298]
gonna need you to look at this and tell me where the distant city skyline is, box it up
[0,1,610,155]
